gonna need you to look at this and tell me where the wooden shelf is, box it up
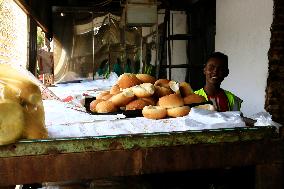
[160,64,204,69]
[166,34,193,40]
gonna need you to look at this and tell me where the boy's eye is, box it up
[206,66,226,75]
[207,65,216,71]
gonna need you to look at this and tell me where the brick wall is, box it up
[265,0,284,125]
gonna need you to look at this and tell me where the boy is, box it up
[194,52,242,111]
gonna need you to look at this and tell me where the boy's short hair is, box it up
[206,52,228,69]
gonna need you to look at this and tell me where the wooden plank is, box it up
[166,34,193,40]
[0,149,143,185]
[142,140,284,173]
[0,139,283,186]
[256,164,284,189]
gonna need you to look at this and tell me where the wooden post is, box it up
[27,18,37,75]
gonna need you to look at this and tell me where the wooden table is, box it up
[0,126,283,188]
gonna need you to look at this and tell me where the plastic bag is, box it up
[185,107,246,130]
[250,112,282,132]
[0,64,48,145]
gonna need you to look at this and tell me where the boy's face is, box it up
[204,58,229,86]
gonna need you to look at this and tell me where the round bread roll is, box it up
[179,82,194,97]
[117,73,142,89]
[167,106,190,118]
[90,99,105,112]
[136,74,156,84]
[126,99,148,110]
[132,83,155,98]
[96,91,110,99]
[154,79,170,88]
[139,97,156,106]
[195,104,216,111]
[96,101,118,113]
[110,84,121,95]
[183,94,206,105]
[109,88,135,107]
[168,80,180,94]
[158,94,184,109]
[142,105,167,119]
[154,86,173,97]
[0,99,25,145]
[101,94,113,101]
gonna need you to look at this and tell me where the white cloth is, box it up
[44,100,247,138]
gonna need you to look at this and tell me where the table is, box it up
[0,126,283,188]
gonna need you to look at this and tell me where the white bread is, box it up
[126,99,149,110]
[110,84,121,95]
[96,101,118,113]
[168,80,180,94]
[183,94,206,105]
[158,94,184,109]
[101,94,113,101]
[194,104,216,111]
[136,74,156,84]
[142,105,167,119]
[96,91,110,99]
[132,83,155,98]
[154,86,173,97]
[90,99,105,112]
[109,88,135,107]
[167,106,190,117]
[139,97,156,106]
[154,79,170,88]
[179,82,194,97]
[117,73,142,89]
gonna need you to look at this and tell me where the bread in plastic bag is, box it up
[0,99,25,145]
[22,103,47,139]
[0,64,48,144]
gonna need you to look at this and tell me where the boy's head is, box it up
[204,52,229,86]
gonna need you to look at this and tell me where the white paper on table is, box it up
[44,101,247,139]
[43,100,125,127]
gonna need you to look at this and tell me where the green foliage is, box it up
[143,63,156,76]
[113,63,122,76]
[37,29,45,48]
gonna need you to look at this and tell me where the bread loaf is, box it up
[142,105,167,119]
[158,94,184,109]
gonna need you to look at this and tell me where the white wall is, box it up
[215,0,273,116]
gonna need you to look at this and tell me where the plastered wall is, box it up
[215,0,273,116]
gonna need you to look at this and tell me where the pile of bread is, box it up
[90,73,210,119]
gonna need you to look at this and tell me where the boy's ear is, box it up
[224,68,229,77]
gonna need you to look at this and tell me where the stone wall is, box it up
[265,0,284,125]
